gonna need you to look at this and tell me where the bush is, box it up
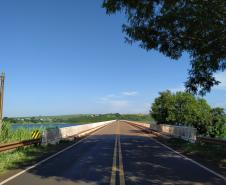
[151,91,225,137]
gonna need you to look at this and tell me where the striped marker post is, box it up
[32,130,41,139]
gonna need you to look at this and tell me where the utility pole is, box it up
[0,72,5,130]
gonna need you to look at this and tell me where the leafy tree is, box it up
[103,0,226,95]
[171,92,199,126]
[151,91,217,135]
[151,90,175,124]
[191,98,212,135]
[208,108,225,137]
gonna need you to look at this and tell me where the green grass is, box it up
[0,140,73,174]
[0,122,44,144]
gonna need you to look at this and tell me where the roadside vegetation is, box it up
[151,90,226,138]
[0,140,73,175]
[0,122,43,144]
[224,125,226,138]
[3,114,153,124]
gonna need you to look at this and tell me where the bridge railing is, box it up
[42,120,116,145]
[123,120,196,142]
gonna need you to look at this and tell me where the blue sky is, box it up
[0,0,226,117]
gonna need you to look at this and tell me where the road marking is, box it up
[110,130,118,185]
[110,121,126,185]
[125,122,226,182]
[0,123,114,185]
[118,123,125,185]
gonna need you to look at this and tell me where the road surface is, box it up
[0,121,225,185]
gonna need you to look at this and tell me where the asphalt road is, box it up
[0,121,225,185]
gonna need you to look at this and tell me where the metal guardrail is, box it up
[196,136,226,146]
[0,139,41,153]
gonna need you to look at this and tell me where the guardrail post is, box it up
[41,130,48,146]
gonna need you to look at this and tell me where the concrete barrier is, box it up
[42,120,116,145]
[123,120,196,142]
[122,120,150,128]
[150,123,197,141]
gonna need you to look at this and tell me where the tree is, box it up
[151,91,215,135]
[103,0,226,95]
[208,108,225,137]
[191,98,212,135]
[151,90,175,124]
[172,92,200,126]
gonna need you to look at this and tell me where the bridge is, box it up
[0,121,225,185]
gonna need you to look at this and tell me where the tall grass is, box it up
[0,121,44,144]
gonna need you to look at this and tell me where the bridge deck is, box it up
[1,121,225,185]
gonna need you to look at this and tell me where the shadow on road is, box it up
[1,123,225,185]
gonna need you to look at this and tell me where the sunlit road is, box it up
[1,121,225,185]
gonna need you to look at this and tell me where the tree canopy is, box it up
[151,90,225,137]
[103,0,226,95]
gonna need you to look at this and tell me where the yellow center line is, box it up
[110,123,118,185]
[110,121,126,185]
[118,122,126,185]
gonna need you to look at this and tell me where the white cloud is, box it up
[214,72,226,90]
[97,91,149,113]
[100,94,118,101]
[98,97,130,112]
[108,100,129,109]
[99,99,148,113]
[122,91,138,96]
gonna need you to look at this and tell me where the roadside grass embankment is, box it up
[157,137,226,176]
[0,140,74,175]
[0,121,51,175]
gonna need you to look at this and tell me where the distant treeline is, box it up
[3,114,153,124]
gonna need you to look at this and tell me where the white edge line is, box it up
[0,123,113,185]
[126,122,226,182]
